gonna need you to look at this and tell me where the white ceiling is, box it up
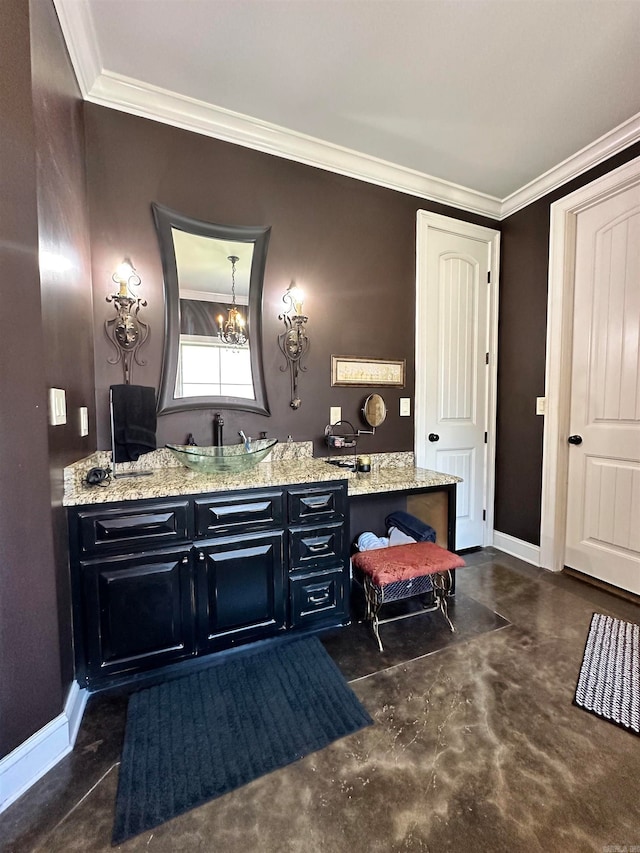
[55,0,640,218]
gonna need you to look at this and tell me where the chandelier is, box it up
[217,255,247,346]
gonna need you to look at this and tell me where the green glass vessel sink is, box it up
[166,438,278,474]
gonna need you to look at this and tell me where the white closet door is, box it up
[417,218,494,549]
[565,183,640,594]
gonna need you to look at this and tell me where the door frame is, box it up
[415,211,501,547]
[539,154,640,572]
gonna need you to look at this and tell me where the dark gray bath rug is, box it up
[112,635,372,844]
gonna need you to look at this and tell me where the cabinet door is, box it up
[80,547,194,683]
[196,531,285,651]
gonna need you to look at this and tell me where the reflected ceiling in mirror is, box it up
[152,203,271,416]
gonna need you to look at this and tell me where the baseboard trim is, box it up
[493,531,541,567]
[0,683,88,814]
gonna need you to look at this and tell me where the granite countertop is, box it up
[63,443,461,507]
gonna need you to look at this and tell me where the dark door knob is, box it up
[428,433,440,442]
[568,434,583,445]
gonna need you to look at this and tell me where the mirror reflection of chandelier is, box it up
[217,255,247,346]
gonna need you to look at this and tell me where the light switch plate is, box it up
[79,406,89,437]
[330,406,341,424]
[48,388,67,426]
[536,397,546,416]
[400,397,411,416]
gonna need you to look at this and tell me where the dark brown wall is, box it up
[0,0,93,758]
[30,0,95,689]
[0,0,62,756]
[85,105,498,457]
[495,141,640,545]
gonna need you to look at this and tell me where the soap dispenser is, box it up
[213,413,224,446]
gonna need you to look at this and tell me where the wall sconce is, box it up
[217,255,247,346]
[105,258,150,384]
[278,281,309,409]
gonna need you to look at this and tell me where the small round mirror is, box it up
[362,393,387,428]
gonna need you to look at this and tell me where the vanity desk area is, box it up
[66,205,463,691]
[64,444,460,691]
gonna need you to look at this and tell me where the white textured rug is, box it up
[574,613,640,736]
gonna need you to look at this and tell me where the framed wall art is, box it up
[330,356,406,388]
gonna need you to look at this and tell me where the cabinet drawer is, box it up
[195,490,283,537]
[287,483,346,525]
[289,568,346,629]
[77,501,190,555]
[289,522,345,571]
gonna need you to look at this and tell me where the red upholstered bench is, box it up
[351,541,465,651]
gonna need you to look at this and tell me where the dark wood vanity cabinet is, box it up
[69,481,348,689]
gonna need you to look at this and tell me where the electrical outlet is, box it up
[400,397,411,416]
[330,406,341,424]
[79,406,89,437]
[48,388,67,426]
[536,397,546,416]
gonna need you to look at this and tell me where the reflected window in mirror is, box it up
[152,204,270,416]
[176,337,253,399]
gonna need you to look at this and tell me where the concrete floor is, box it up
[2,549,639,852]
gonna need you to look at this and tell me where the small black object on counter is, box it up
[86,467,112,486]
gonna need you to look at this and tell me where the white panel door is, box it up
[416,214,498,550]
[565,183,640,594]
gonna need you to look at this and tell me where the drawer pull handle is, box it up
[309,591,330,604]
[198,552,205,561]
[99,512,174,533]
[181,555,189,564]
[302,496,331,509]
[213,501,271,518]
[307,543,328,552]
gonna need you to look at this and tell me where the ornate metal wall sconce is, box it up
[105,258,150,384]
[278,282,309,409]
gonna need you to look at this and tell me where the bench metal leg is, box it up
[432,570,456,632]
[362,570,455,651]
[363,575,384,652]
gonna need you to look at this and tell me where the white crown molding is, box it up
[86,71,503,220]
[53,0,640,221]
[52,0,102,96]
[82,71,640,223]
[0,683,88,813]
[499,111,640,218]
